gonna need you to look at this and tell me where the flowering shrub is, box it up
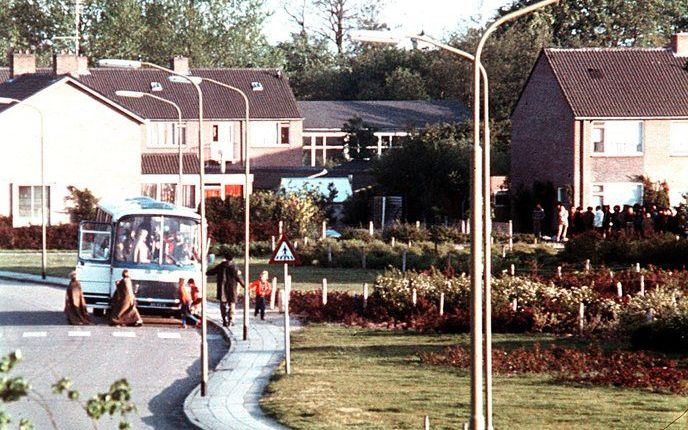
[420,343,688,394]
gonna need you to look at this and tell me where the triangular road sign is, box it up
[269,234,300,265]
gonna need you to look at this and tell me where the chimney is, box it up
[10,51,36,77]
[171,56,190,75]
[672,33,688,56]
[53,52,90,77]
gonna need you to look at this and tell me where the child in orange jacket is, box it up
[249,271,271,320]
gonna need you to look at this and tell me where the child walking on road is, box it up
[250,271,272,320]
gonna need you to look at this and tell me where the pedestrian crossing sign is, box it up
[269,234,300,265]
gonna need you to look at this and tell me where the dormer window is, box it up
[150,82,163,92]
[251,82,263,91]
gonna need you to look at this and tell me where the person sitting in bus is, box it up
[149,226,162,261]
[123,230,136,260]
[115,239,126,261]
[132,229,151,263]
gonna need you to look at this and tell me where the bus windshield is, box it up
[113,215,199,267]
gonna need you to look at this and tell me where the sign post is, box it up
[268,234,300,375]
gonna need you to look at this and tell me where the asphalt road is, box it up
[0,279,228,430]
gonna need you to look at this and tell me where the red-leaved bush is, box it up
[420,343,688,394]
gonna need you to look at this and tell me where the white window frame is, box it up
[250,121,280,147]
[591,182,643,207]
[670,121,688,156]
[14,185,51,226]
[147,121,187,148]
[590,120,644,157]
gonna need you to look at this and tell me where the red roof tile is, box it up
[544,48,688,118]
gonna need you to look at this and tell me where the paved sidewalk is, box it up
[184,304,290,430]
[0,270,289,429]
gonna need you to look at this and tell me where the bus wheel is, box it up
[93,308,105,317]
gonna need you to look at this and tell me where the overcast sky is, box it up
[263,0,515,44]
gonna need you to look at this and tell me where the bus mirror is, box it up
[207,254,215,265]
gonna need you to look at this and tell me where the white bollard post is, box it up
[640,275,645,296]
[278,220,283,235]
[557,266,562,278]
[511,298,518,312]
[508,219,514,251]
[369,220,374,236]
[424,415,430,430]
[461,219,466,234]
[322,220,327,240]
[391,236,396,248]
[502,245,506,258]
[294,240,298,249]
[416,220,421,230]
[402,250,407,272]
[510,264,515,276]
[585,259,590,273]
[304,236,309,246]
[635,262,641,273]
[271,235,276,251]
[439,292,445,316]
[616,281,623,298]
[578,302,585,333]
[363,283,369,309]
[270,277,277,310]
[609,270,614,280]
[412,288,417,306]
[408,240,412,247]
[322,278,328,305]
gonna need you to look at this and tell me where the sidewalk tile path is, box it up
[184,303,290,430]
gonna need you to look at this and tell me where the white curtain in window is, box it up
[249,122,277,146]
[601,183,643,206]
[670,122,688,154]
[604,121,643,155]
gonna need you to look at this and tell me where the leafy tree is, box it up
[276,32,337,99]
[371,123,471,223]
[341,115,377,160]
[64,186,98,224]
[638,176,671,208]
[383,67,429,100]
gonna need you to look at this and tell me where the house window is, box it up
[670,121,688,155]
[204,186,221,199]
[17,185,50,220]
[493,191,509,207]
[591,121,643,155]
[181,185,196,208]
[224,185,243,197]
[557,187,567,204]
[160,183,177,203]
[148,122,185,147]
[591,183,642,207]
[250,122,279,146]
[279,123,290,145]
[592,184,604,207]
[212,125,219,142]
[141,184,157,199]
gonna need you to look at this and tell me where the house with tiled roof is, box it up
[299,100,467,167]
[511,33,688,211]
[0,52,304,226]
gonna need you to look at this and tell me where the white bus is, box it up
[76,197,201,315]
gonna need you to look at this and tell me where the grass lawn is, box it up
[0,252,379,296]
[261,324,686,430]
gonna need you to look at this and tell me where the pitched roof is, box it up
[299,100,468,130]
[0,74,61,114]
[141,153,201,175]
[78,68,301,120]
[543,48,688,118]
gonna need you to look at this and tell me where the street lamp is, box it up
[114,90,185,203]
[0,97,47,280]
[166,75,252,342]
[353,3,558,426]
[98,59,210,397]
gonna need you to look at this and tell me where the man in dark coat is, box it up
[207,252,244,327]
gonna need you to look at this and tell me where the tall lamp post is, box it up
[114,91,184,202]
[98,59,210,397]
[352,3,557,426]
[166,75,252,342]
[0,97,47,279]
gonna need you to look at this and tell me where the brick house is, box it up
[0,52,303,226]
[511,34,688,211]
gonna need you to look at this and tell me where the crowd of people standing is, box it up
[533,202,687,242]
